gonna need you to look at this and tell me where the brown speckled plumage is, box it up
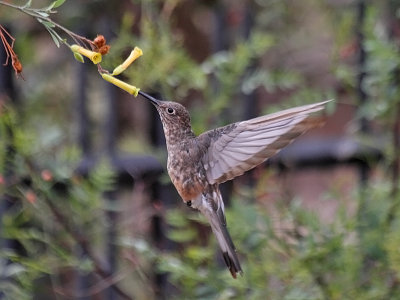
[139,91,330,278]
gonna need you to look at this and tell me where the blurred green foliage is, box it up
[0,107,115,298]
[1,0,400,299]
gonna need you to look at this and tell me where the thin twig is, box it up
[0,25,14,65]
[42,195,134,300]
[0,1,96,49]
[53,268,130,298]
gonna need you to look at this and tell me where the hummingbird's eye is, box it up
[167,107,175,114]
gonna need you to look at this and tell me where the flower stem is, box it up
[0,0,95,49]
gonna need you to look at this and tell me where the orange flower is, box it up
[25,190,37,204]
[41,169,53,182]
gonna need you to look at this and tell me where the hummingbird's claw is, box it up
[186,200,192,207]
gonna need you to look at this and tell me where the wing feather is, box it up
[200,100,331,184]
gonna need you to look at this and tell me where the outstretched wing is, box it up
[199,100,331,184]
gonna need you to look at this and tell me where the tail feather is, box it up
[223,252,238,279]
[194,189,243,278]
[210,217,243,278]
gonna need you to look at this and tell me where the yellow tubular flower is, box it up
[70,44,102,64]
[112,46,143,76]
[101,73,140,97]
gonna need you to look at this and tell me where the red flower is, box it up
[25,190,37,204]
[41,170,53,182]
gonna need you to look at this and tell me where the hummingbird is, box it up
[139,90,330,278]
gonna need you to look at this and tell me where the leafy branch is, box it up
[0,0,143,97]
[0,0,92,48]
[0,0,114,77]
[42,192,133,300]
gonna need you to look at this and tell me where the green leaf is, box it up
[45,2,56,11]
[167,228,196,243]
[49,31,61,47]
[53,0,66,8]
[186,246,212,262]
[36,11,50,17]
[45,25,64,48]
[166,209,188,227]
[37,19,55,28]
[3,264,26,277]
[45,27,61,47]
[45,0,66,11]
[22,0,32,8]
[73,52,84,63]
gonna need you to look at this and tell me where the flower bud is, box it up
[41,170,53,182]
[73,52,84,63]
[93,35,106,48]
[25,190,37,204]
[70,44,102,64]
[112,47,143,75]
[101,73,140,97]
[98,45,110,55]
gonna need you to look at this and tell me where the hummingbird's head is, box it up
[139,91,193,137]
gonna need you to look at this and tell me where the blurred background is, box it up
[0,0,399,299]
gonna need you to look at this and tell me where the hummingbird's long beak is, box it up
[138,91,161,106]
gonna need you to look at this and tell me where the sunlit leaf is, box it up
[37,19,62,47]
[185,246,212,262]
[167,228,196,243]
[3,264,26,277]
[36,11,50,18]
[166,209,188,227]
[45,2,56,11]
[47,29,60,47]
[73,52,84,63]
[22,0,32,8]
[53,0,66,8]
[39,20,55,28]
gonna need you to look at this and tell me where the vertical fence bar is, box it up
[356,0,368,135]
[355,0,373,287]
[149,93,168,299]
[76,61,91,158]
[242,2,257,121]
[104,77,119,300]
[240,2,258,193]
[102,16,119,298]
[74,47,92,300]
[386,0,400,228]
[0,25,17,300]
[211,1,235,208]
[212,1,229,53]
[385,3,400,295]
[355,0,370,226]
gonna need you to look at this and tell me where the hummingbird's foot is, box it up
[186,200,192,207]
